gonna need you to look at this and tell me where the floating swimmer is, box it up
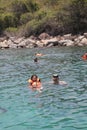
[82,53,87,60]
[34,57,38,63]
[35,53,43,57]
[52,74,67,85]
[28,75,43,92]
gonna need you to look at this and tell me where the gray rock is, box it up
[84,32,87,38]
[9,43,17,49]
[63,34,72,40]
[47,43,54,47]
[38,33,51,40]
[36,41,44,47]
[78,35,84,40]
[59,40,74,46]
[78,43,83,46]
[17,38,37,48]
[80,38,87,45]
[0,40,9,48]
[14,37,25,44]
[42,37,58,47]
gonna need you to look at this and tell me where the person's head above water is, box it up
[31,75,38,82]
[52,74,59,84]
[34,57,38,62]
[28,75,42,92]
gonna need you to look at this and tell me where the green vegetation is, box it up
[0,0,87,37]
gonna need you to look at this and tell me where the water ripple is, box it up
[0,47,87,130]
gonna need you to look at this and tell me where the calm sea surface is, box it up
[0,47,87,130]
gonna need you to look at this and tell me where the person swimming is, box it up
[82,53,87,60]
[34,57,38,63]
[35,53,43,57]
[28,75,42,92]
[52,74,67,85]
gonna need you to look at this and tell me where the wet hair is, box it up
[31,75,41,82]
[34,57,38,62]
[31,75,38,80]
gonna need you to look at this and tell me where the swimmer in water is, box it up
[35,53,43,57]
[82,53,87,60]
[52,74,67,85]
[34,57,38,63]
[28,75,43,92]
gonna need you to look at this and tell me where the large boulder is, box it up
[18,38,37,48]
[14,37,25,44]
[17,41,26,48]
[6,39,17,48]
[41,37,59,47]
[9,43,18,49]
[0,36,8,42]
[7,39,14,46]
[78,35,84,40]
[59,40,74,46]
[84,32,87,38]
[0,40,9,48]
[38,33,51,40]
[36,40,44,47]
[77,43,83,46]
[80,38,87,45]
[29,35,37,40]
[63,34,72,40]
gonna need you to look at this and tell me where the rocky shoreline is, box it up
[1,33,87,49]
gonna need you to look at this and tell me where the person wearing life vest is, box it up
[82,53,87,60]
[28,75,42,92]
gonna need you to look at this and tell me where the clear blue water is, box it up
[0,47,87,130]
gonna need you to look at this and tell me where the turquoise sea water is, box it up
[0,46,87,130]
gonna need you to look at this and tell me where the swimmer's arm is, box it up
[28,79,32,88]
[29,84,37,91]
[28,83,34,89]
[59,81,67,85]
[36,83,43,92]
[37,87,43,93]
[28,79,35,89]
